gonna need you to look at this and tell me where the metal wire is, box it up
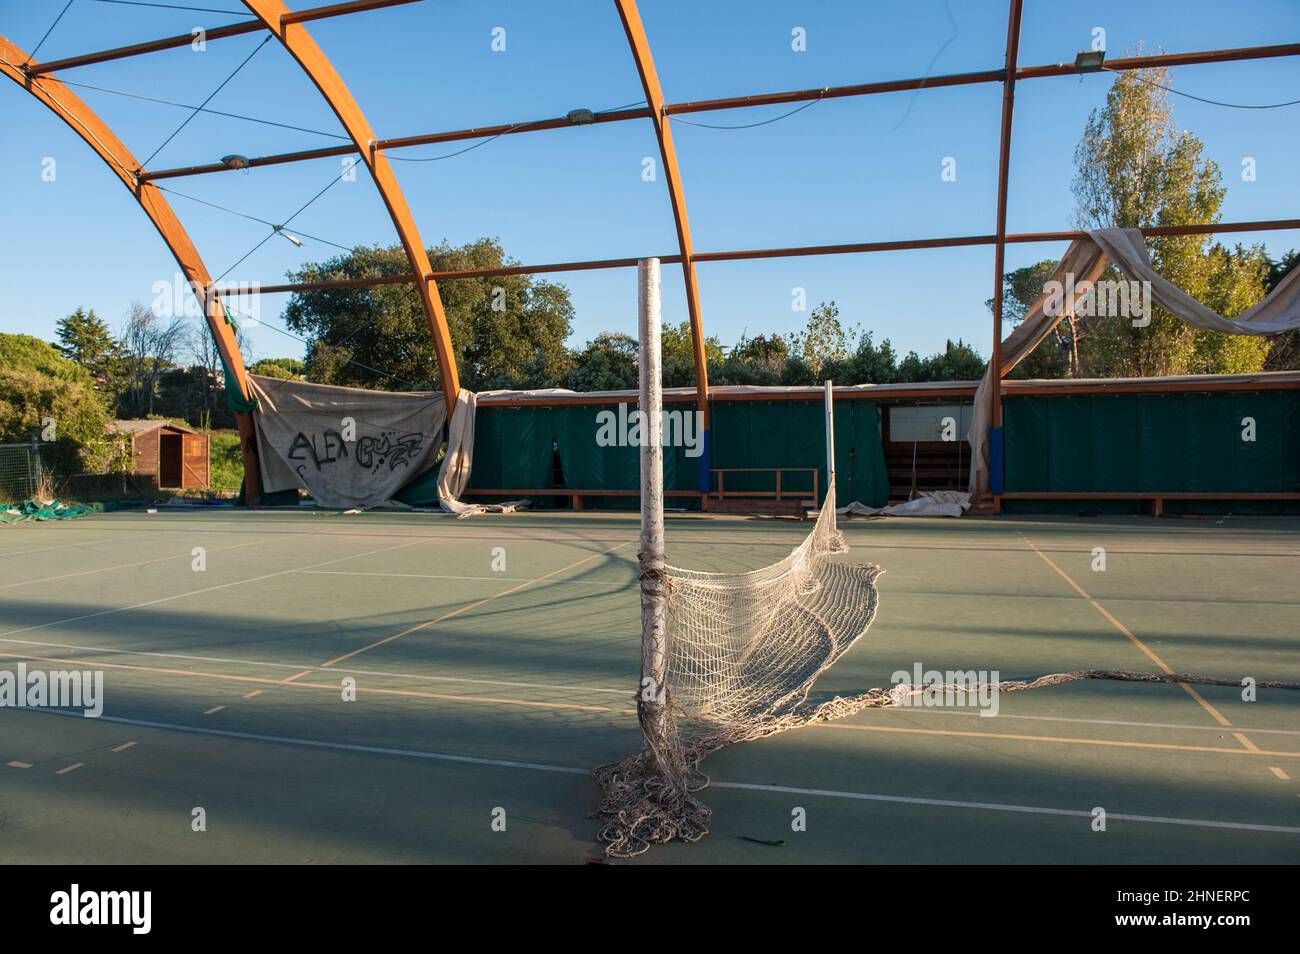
[60,77,350,140]
[24,0,77,65]
[1104,65,1300,110]
[140,34,273,168]
[91,0,247,15]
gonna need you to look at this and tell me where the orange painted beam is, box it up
[614,0,710,423]
[240,0,460,406]
[28,0,421,75]
[0,34,262,502]
[989,0,1023,473]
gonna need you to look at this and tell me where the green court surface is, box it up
[1,508,1297,864]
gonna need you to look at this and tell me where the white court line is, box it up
[15,708,1300,837]
[883,705,1300,738]
[298,569,631,586]
[0,537,268,590]
[0,537,434,640]
[889,590,1300,613]
[0,633,1293,730]
[711,781,1300,835]
[0,537,119,559]
[0,635,632,696]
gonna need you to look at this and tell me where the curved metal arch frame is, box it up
[0,33,264,500]
[615,0,711,429]
[239,0,460,407]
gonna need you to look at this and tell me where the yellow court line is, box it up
[1234,732,1262,753]
[313,539,637,670]
[1270,766,1291,780]
[110,741,136,753]
[9,649,1299,763]
[814,720,1300,759]
[1024,540,1238,731]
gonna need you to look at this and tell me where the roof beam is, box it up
[140,40,1300,182]
[210,217,1300,297]
[26,0,420,75]
[615,0,710,418]
[142,106,654,181]
[989,0,1024,455]
[0,34,263,499]
[239,0,459,404]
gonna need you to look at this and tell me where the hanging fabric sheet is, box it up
[248,375,446,509]
[968,227,1300,491]
[434,389,529,516]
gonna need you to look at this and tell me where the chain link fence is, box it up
[0,441,43,503]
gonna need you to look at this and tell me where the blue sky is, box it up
[1,0,1297,366]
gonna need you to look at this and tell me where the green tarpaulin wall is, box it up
[710,399,888,508]
[1003,390,1300,513]
[463,398,890,511]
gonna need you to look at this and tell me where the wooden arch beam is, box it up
[240,0,460,406]
[0,33,263,501]
[614,0,711,428]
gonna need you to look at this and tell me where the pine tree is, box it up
[55,307,118,386]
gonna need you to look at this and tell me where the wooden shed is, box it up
[110,420,209,490]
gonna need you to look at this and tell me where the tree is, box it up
[117,303,186,417]
[661,320,724,388]
[566,333,637,392]
[897,339,986,382]
[1070,62,1270,376]
[786,301,858,380]
[55,307,118,388]
[250,357,305,380]
[838,332,901,384]
[186,324,224,429]
[1263,250,1300,371]
[284,239,574,391]
[0,333,115,475]
[989,261,1074,378]
[714,333,790,385]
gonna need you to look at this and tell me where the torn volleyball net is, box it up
[592,259,1300,860]
[590,480,1300,859]
[591,475,884,857]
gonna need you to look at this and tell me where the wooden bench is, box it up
[461,488,705,511]
[708,467,818,520]
[996,491,1300,516]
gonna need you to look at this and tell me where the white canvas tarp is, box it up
[839,490,971,518]
[249,375,446,509]
[969,227,1300,491]
[435,389,528,517]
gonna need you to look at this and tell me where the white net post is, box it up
[637,258,670,767]
[824,379,835,506]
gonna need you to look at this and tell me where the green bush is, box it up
[0,333,95,384]
[207,430,244,491]
[0,367,117,475]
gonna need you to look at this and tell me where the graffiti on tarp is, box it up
[286,428,425,478]
[288,428,349,477]
[357,431,424,472]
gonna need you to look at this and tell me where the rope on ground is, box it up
[592,669,1300,858]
